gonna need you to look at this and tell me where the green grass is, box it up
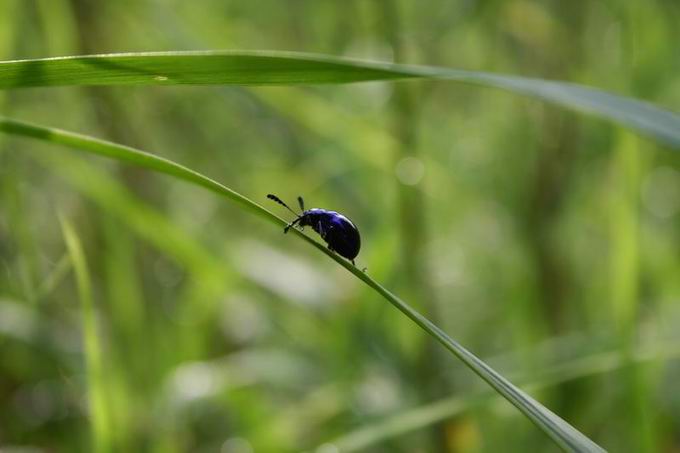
[1,3,679,451]
[60,215,111,453]
[0,51,679,148]
[329,334,680,452]
[0,116,604,452]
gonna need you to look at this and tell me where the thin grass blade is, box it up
[1,117,606,452]
[0,51,678,149]
[59,215,111,453]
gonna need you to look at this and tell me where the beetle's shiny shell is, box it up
[299,208,361,260]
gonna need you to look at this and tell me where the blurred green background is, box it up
[1,0,679,452]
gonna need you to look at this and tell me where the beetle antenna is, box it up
[297,196,305,212]
[267,194,299,216]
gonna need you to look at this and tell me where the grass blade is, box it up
[328,336,680,452]
[0,50,678,149]
[1,117,605,452]
[59,215,111,453]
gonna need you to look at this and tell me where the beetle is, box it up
[267,194,361,265]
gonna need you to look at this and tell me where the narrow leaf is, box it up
[59,215,111,453]
[0,51,678,148]
[0,117,605,452]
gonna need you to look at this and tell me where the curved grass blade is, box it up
[0,50,678,149]
[59,215,111,453]
[0,117,605,452]
[328,336,680,452]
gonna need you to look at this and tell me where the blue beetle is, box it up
[267,194,361,265]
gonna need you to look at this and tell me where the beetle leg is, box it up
[284,217,301,233]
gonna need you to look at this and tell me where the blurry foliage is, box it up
[0,0,679,452]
